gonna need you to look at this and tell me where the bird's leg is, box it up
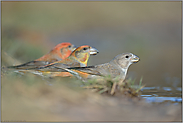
[118,79,124,86]
[110,82,117,95]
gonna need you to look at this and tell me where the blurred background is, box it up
[1,1,182,121]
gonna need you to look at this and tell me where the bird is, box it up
[23,45,99,77]
[47,52,140,94]
[7,42,76,69]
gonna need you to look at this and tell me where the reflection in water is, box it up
[162,87,172,91]
[141,86,182,92]
[142,96,182,103]
[141,86,182,104]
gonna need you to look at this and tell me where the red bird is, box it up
[7,42,76,69]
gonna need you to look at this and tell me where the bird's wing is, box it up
[35,59,82,72]
[68,66,104,76]
[7,61,50,70]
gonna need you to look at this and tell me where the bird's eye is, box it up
[125,55,129,58]
[68,45,71,48]
[83,47,88,50]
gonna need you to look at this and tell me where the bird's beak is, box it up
[89,47,99,55]
[131,55,140,63]
[71,45,77,51]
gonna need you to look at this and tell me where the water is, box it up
[141,86,182,104]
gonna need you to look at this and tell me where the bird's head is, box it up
[111,52,140,69]
[71,45,99,65]
[52,42,76,59]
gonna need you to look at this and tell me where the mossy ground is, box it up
[1,70,181,121]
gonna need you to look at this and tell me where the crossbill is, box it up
[48,52,140,92]
[7,42,76,69]
[35,45,99,77]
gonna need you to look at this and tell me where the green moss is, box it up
[80,75,145,97]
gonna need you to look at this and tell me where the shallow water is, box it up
[141,86,182,104]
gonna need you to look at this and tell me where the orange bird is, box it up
[36,42,76,62]
[32,45,99,77]
[7,42,76,69]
